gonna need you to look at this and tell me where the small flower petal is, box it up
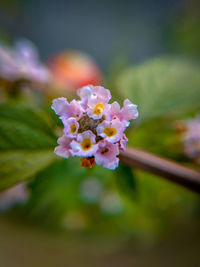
[120,99,138,121]
[54,135,72,158]
[92,86,111,102]
[77,85,93,100]
[119,134,128,151]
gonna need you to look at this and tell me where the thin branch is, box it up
[119,147,200,194]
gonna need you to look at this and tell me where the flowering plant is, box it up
[0,39,50,84]
[52,85,138,169]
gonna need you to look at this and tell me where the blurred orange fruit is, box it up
[48,50,102,93]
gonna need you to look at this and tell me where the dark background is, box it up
[0,0,186,67]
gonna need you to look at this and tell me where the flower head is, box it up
[52,85,138,170]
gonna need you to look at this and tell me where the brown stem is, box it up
[119,147,200,194]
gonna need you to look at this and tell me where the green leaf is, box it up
[25,158,87,227]
[0,103,57,191]
[115,163,136,200]
[117,57,200,123]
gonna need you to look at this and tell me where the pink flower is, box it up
[87,96,110,120]
[63,117,79,138]
[77,85,93,100]
[120,99,138,121]
[83,86,111,120]
[52,85,139,170]
[92,86,111,102]
[97,118,126,143]
[107,101,121,120]
[54,135,72,158]
[95,141,119,169]
[77,86,111,112]
[70,130,98,157]
[0,39,50,83]
[52,97,83,118]
[106,100,138,127]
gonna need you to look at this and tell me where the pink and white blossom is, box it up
[92,86,111,103]
[52,98,83,118]
[52,85,138,170]
[87,96,110,120]
[120,99,138,121]
[54,135,72,158]
[63,117,79,137]
[97,118,126,143]
[95,141,119,170]
[0,39,50,83]
[70,130,98,157]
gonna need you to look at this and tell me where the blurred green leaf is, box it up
[25,158,88,227]
[0,103,57,191]
[117,57,200,123]
[115,163,136,200]
[128,117,186,161]
[25,159,115,227]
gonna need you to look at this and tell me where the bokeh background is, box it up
[0,0,200,266]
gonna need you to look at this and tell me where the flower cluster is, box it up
[0,39,50,84]
[182,115,200,164]
[52,85,138,170]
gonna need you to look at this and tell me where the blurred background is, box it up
[0,0,200,266]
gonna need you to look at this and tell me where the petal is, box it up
[119,134,128,151]
[92,86,111,102]
[77,85,93,99]
[52,98,83,118]
[120,99,138,121]
[51,97,69,116]
[54,135,72,158]
[95,141,119,167]
[63,117,79,137]
[107,101,121,120]
[103,157,119,170]
[69,99,83,117]
[54,145,70,158]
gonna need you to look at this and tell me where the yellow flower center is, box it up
[70,124,77,133]
[81,138,92,151]
[103,127,117,137]
[93,104,104,115]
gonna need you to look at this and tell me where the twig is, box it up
[119,147,200,194]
